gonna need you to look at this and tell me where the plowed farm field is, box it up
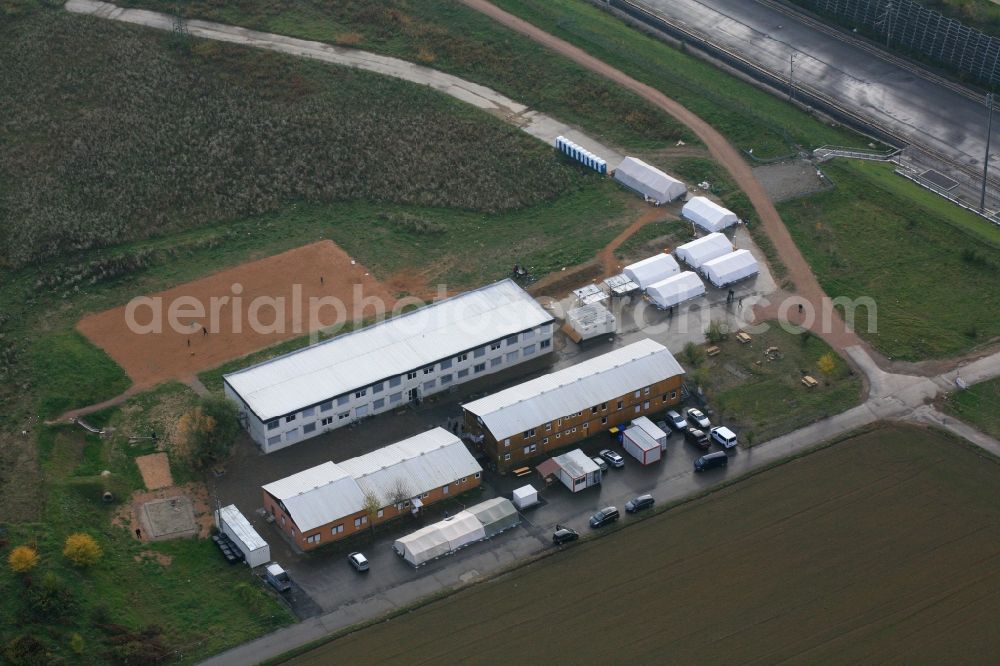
[288,425,1000,664]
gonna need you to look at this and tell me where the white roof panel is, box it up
[682,197,739,233]
[262,428,480,532]
[675,232,733,268]
[340,429,481,507]
[624,425,660,452]
[614,157,686,203]
[632,416,667,442]
[464,340,685,441]
[226,279,553,421]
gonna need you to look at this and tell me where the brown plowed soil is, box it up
[460,0,861,352]
[77,240,395,387]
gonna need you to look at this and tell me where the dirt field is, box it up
[135,452,173,490]
[288,425,1000,664]
[753,159,832,202]
[77,241,395,386]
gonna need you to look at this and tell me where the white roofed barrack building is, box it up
[682,196,739,233]
[463,339,685,471]
[225,279,554,452]
[675,232,733,269]
[261,428,482,551]
[613,157,686,203]
[701,249,760,288]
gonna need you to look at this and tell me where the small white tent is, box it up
[614,157,686,203]
[646,271,705,309]
[675,232,733,269]
[702,249,759,287]
[682,197,739,233]
[624,254,680,289]
[512,484,538,510]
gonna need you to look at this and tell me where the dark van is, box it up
[694,451,728,472]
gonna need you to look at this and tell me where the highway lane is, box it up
[636,0,998,172]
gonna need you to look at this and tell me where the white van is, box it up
[710,426,738,449]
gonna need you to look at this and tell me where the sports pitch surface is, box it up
[77,241,395,386]
[287,425,1000,664]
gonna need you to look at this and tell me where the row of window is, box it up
[266,336,552,433]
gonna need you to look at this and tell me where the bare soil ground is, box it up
[753,159,831,202]
[290,425,1000,664]
[135,452,173,490]
[76,240,395,387]
[114,481,213,542]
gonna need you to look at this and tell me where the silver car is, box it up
[686,407,711,430]
[348,552,369,572]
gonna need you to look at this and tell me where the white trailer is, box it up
[622,425,661,465]
[512,484,539,510]
[216,504,270,568]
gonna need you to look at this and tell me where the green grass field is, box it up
[1,5,589,268]
[692,325,862,443]
[284,425,1000,664]
[942,376,1000,439]
[121,0,692,152]
[780,160,1000,360]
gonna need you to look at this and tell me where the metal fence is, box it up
[798,0,1000,87]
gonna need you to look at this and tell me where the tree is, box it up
[683,341,705,367]
[176,395,240,468]
[706,319,728,344]
[817,352,837,377]
[63,533,102,567]
[387,478,413,511]
[361,489,381,539]
[8,546,38,574]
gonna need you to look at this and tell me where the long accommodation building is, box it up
[462,339,685,471]
[225,279,554,452]
[261,428,482,551]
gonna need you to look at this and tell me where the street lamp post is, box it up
[982,92,994,212]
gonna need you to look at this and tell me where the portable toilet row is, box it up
[555,135,608,174]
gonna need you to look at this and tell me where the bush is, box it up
[69,633,84,656]
[4,634,47,665]
[24,572,76,621]
[63,533,102,567]
[817,352,837,377]
[683,342,705,367]
[8,545,39,573]
[706,320,728,344]
[176,395,240,468]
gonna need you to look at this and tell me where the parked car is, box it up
[625,494,655,513]
[552,526,580,545]
[694,451,729,472]
[684,426,710,450]
[600,449,625,468]
[265,563,291,592]
[710,426,738,449]
[666,410,687,431]
[686,407,711,429]
[592,456,609,472]
[655,421,673,438]
[348,552,370,572]
[589,506,620,528]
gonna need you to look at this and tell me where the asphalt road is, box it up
[636,0,998,174]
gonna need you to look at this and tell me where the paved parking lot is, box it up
[211,230,777,616]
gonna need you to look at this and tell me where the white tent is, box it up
[675,232,733,269]
[393,510,486,567]
[512,484,539,510]
[682,197,739,233]
[624,254,680,289]
[614,157,686,203]
[467,498,519,538]
[646,271,705,309]
[702,249,759,287]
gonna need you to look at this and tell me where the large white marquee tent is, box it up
[623,254,680,290]
[392,498,519,566]
[613,157,686,203]
[701,249,759,288]
[682,196,739,233]
[646,271,706,309]
[675,232,733,269]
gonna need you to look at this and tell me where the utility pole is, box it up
[788,52,796,103]
[982,92,994,211]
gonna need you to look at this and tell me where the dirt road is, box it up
[459,0,861,351]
